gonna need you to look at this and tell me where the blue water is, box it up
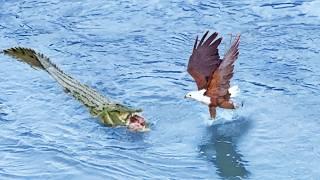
[0,0,320,179]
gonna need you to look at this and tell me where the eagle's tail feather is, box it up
[229,85,240,98]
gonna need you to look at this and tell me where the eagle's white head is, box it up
[185,89,211,105]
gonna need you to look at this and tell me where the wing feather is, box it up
[187,31,222,90]
[205,34,240,99]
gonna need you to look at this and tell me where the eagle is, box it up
[185,31,241,119]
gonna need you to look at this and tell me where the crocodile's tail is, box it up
[2,47,52,71]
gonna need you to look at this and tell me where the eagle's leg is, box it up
[208,105,217,119]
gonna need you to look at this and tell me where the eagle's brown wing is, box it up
[187,31,222,90]
[205,34,240,100]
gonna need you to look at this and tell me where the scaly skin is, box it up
[2,47,147,130]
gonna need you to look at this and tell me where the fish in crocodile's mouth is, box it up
[127,114,149,132]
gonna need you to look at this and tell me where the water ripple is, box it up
[0,0,320,179]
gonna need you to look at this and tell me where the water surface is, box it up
[0,0,320,179]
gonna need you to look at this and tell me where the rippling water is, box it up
[0,0,320,179]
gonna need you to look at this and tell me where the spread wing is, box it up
[205,34,240,99]
[187,31,222,90]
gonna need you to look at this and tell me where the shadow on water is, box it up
[199,117,251,179]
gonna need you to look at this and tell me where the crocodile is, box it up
[2,47,148,132]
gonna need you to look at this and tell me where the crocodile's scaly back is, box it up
[2,47,143,127]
